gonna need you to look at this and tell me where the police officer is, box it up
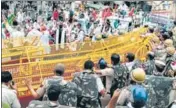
[107,68,148,108]
[154,39,174,62]
[27,84,76,108]
[172,21,176,48]
[25,63,78,107]
[153,60,166,76]
[143,51,155,75]
[72,60,105,108]
[163,47,176,77]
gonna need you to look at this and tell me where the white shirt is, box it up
[2,84,21,108]
[96,76,105,92]
[125,61,135,71]
[64,10,69,20]
[27,29,42,37]
[76,30,84,42]
[88,23,94,36]
[171,104,176,108]
[99,68,114,93]
[17,12,24,23]
[11,30,25,47]
[40,31,50,46]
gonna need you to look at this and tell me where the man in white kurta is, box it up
[10,26,25,47]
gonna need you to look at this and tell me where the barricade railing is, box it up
[2,28,148,64]
[2,36,152,97]
[2,28,147,59]
[2,27,152,97]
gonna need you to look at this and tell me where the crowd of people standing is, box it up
[2,1,147,53]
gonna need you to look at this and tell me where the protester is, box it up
[53,8,59,21]
[124,53,141,72]
[74,23,85,42]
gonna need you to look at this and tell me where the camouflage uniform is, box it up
[164,55,176,77]
[116,76,176,108]
[37,76,78,107]
[58,82,78,107]
[144,75,176,108]
[143,60,155,75]
[110,63,129,95]
[131,60,142,70]
[27,100,76,108]
[172,26,176,48]
[72,71,101,108]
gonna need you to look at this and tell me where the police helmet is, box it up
[98,58,107,69]
[166,47,175,55]
[130,68,146,83]
[164,39,173,47]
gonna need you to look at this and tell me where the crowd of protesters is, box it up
[2,1,147,51]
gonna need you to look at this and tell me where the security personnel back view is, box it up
[72,60,105,108]
[25,63,78,107]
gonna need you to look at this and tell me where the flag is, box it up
[129,8,135,17]
[7,14,15,25]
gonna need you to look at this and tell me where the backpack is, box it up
[110,64,129,96]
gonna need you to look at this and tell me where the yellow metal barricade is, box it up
[2,27,153,97]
